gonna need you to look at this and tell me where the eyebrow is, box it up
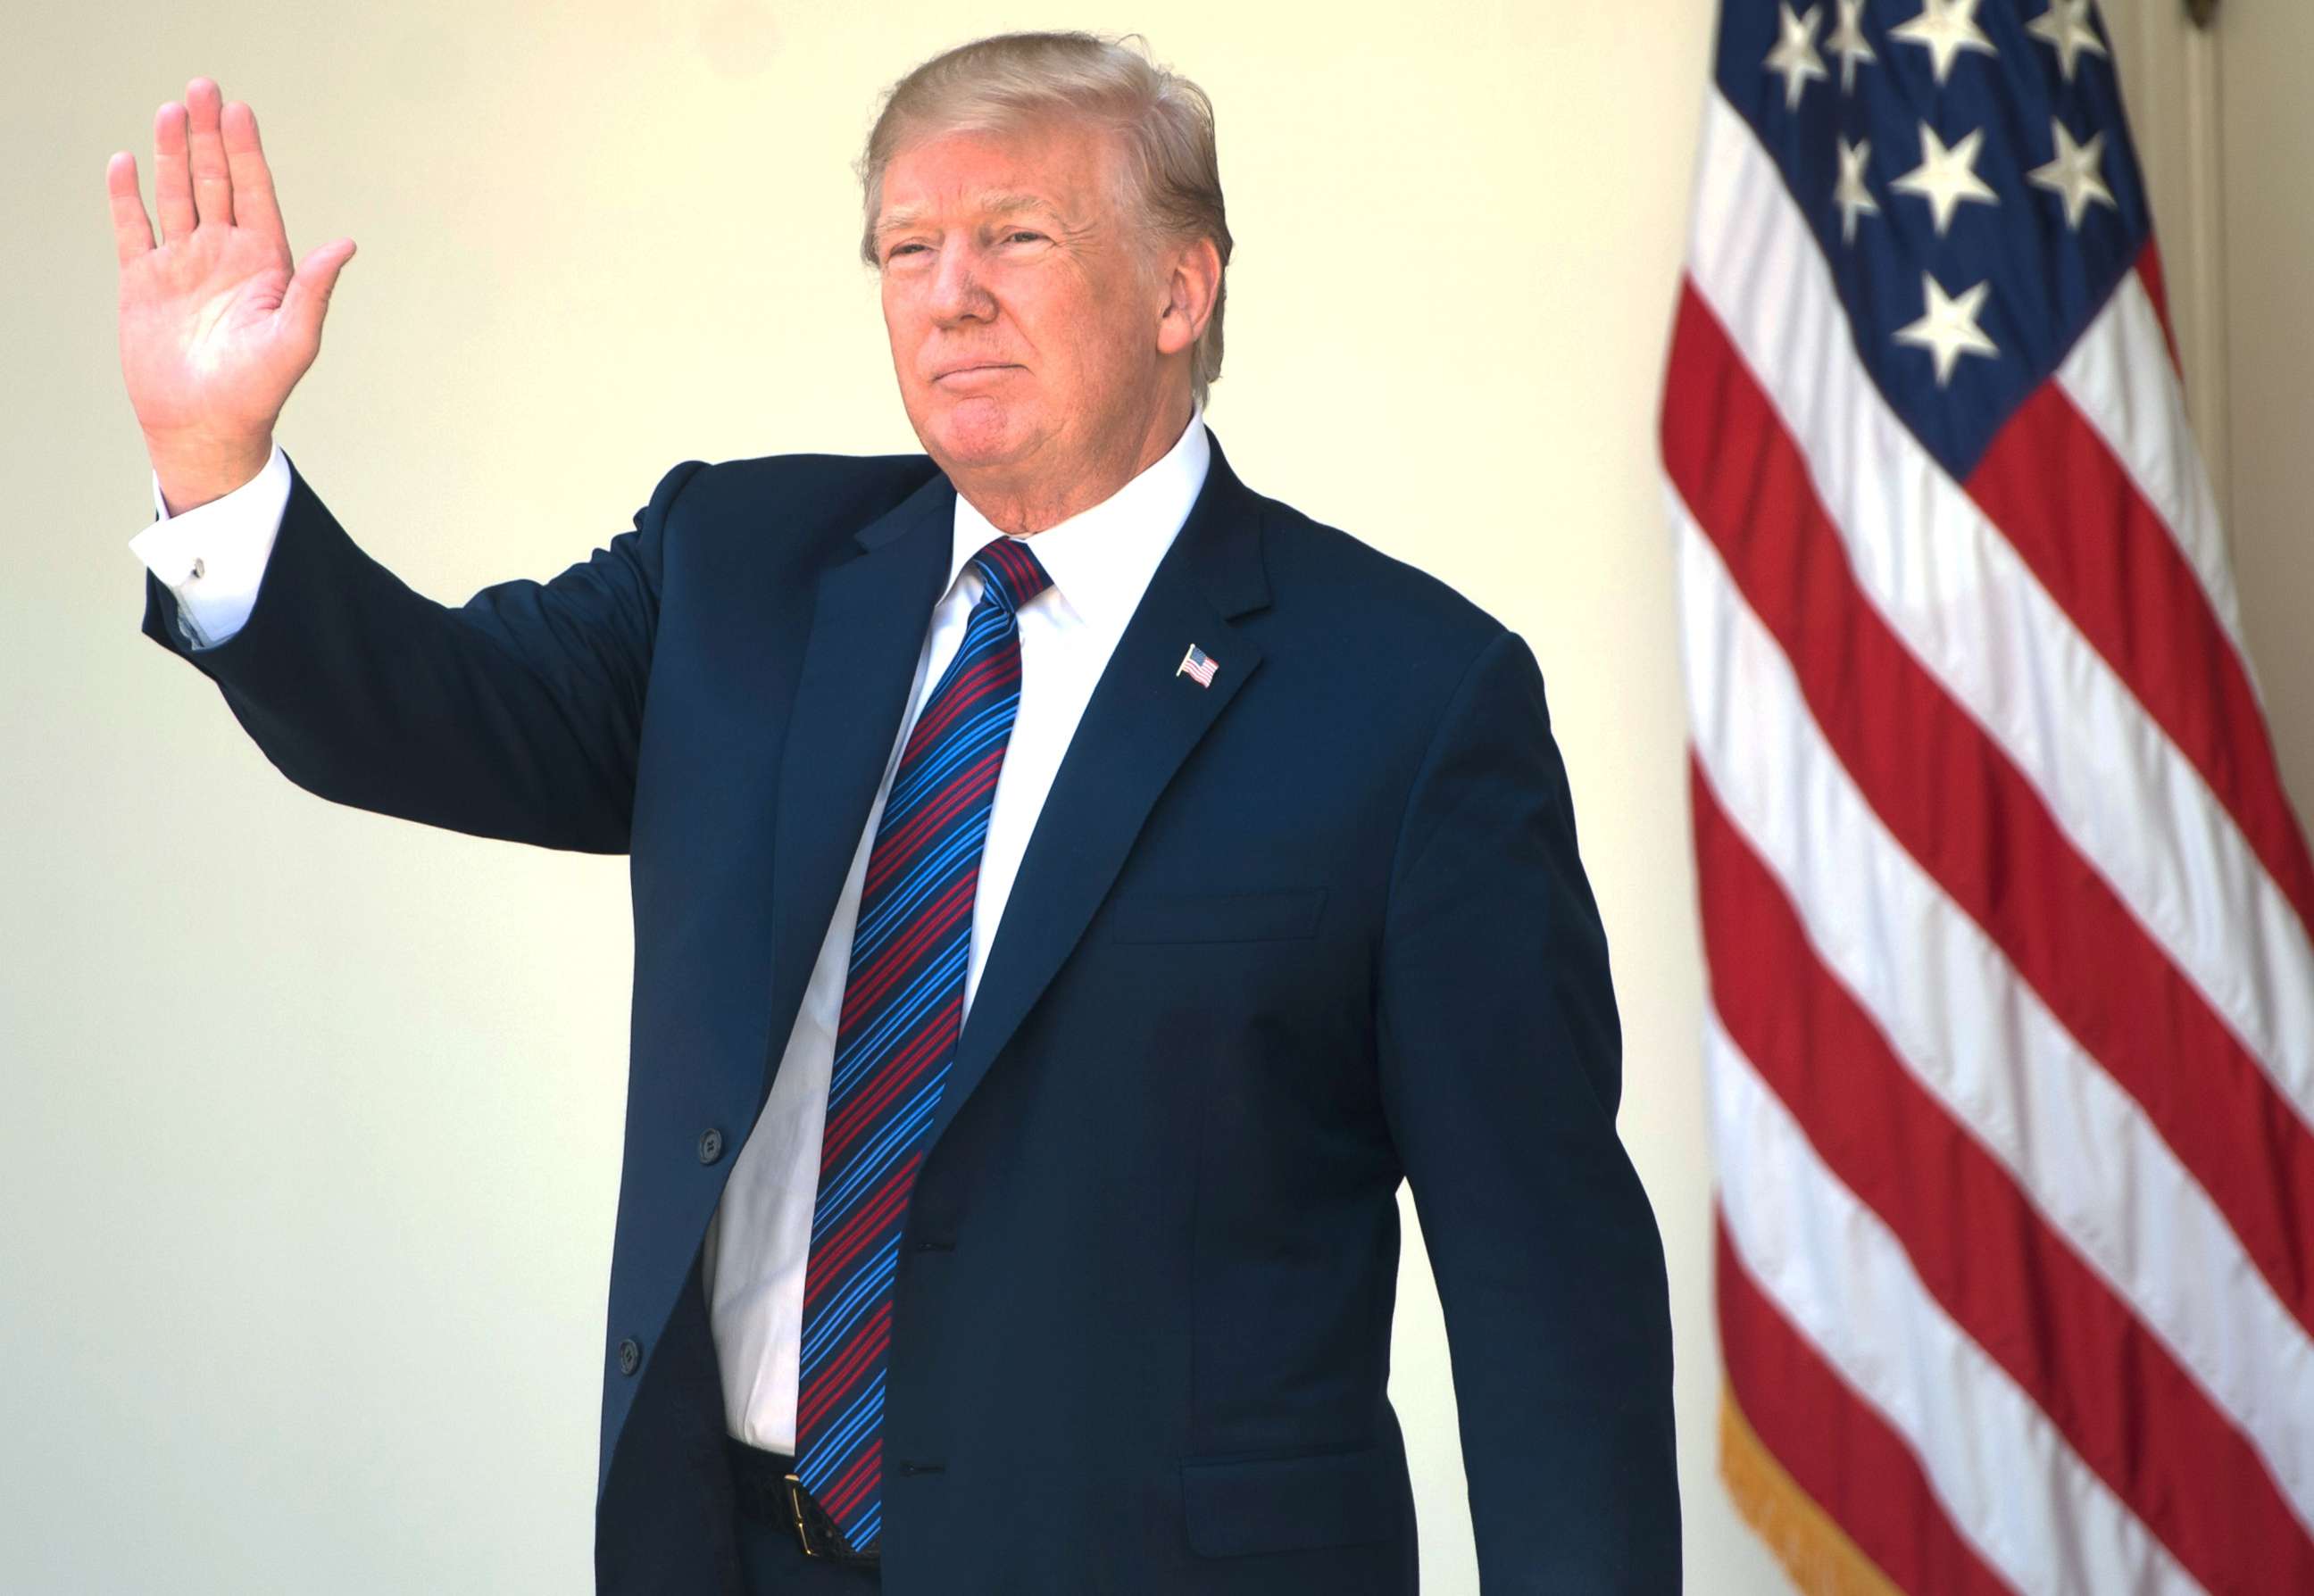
[874,189,1066,243]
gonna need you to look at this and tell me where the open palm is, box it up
[108,79,354,474]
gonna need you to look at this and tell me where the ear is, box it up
[1154,236,1222,358]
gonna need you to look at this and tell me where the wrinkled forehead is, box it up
[872,120,1120,237]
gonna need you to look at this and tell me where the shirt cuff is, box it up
[129,442,294,650]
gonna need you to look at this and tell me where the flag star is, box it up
[1834,137,1880,243]
[1764,3,1830,111]
[1827,0,1877,93]
[2029,120,2116,229]
[2027,0,2109,81]
[1891,122,1999,236]
[1896,272,1999,387]
[1890,0,1997,86]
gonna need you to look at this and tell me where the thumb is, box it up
[282,237,356,344]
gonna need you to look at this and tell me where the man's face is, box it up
[874,118,1164,481]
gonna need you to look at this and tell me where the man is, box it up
[109,29,1677,1595]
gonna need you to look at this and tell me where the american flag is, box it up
[1661,2,2314,1592]
[1177,643,1218,686]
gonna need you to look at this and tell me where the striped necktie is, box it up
[792,532,1053,1556]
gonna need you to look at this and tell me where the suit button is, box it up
[617,1336,642,1376]
[697,1127,725,1165]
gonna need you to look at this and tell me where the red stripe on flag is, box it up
[1694,761,2314,1590]
[1966,374,2314,943]
[1662,282,2314,1335]
[1717,1215,2015,1596]
[2135,239,2185,378]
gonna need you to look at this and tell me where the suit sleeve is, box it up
[1374,627,1680,1592]
[137,450,710,853]
[128,440,294,649]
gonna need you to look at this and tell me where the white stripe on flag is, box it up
[1709,1007,2206,1596]
[2053,270,2245,651]
[1682,88,2314,1121]
[1677,502,2314,1529]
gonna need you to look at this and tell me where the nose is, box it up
[927,238,996,326]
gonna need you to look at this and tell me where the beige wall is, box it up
[10,3,2300,1592]
[2214,2,2314,823]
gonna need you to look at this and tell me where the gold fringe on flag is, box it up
[1719,1382,1901,1596]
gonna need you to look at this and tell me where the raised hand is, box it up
[109,79,355,513]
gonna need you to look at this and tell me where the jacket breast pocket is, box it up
[1100,887,1328,944]
[1178,1439,1399,1558]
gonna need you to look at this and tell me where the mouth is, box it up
[933,363,1021,384]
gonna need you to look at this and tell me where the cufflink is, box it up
[189,557,205,580]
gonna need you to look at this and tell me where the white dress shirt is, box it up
[129,443,296,650]
[127,404,1213,1452]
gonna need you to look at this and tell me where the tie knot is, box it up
[969,536,1053,617]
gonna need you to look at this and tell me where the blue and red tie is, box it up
[792,533,1053,1554]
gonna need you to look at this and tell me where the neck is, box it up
[953,391,1194,536]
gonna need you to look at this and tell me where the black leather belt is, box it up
[724,1435,882,1566]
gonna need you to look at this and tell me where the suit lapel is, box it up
[918,430,1272,1166]
[762,469,956,1108]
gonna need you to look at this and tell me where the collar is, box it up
[946,399,1211,632]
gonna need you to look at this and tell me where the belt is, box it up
[724,1434,883,1567]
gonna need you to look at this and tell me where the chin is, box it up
[922,393,1039,469]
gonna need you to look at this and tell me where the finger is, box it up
[107,151,156,267]
[185,78,234,229]
[282,237,356,345]
[220,101,286,257]
[154,100,194,244]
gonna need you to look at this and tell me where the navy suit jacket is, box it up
[138,423,1678,1593]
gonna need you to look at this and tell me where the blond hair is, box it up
[856,30,1233,410]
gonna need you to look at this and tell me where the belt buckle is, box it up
[783,1472,879,1565]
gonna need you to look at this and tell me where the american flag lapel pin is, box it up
[1176,643,1219,687]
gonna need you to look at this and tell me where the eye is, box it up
[886,242,926,261]
[1005,230,1046,245]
